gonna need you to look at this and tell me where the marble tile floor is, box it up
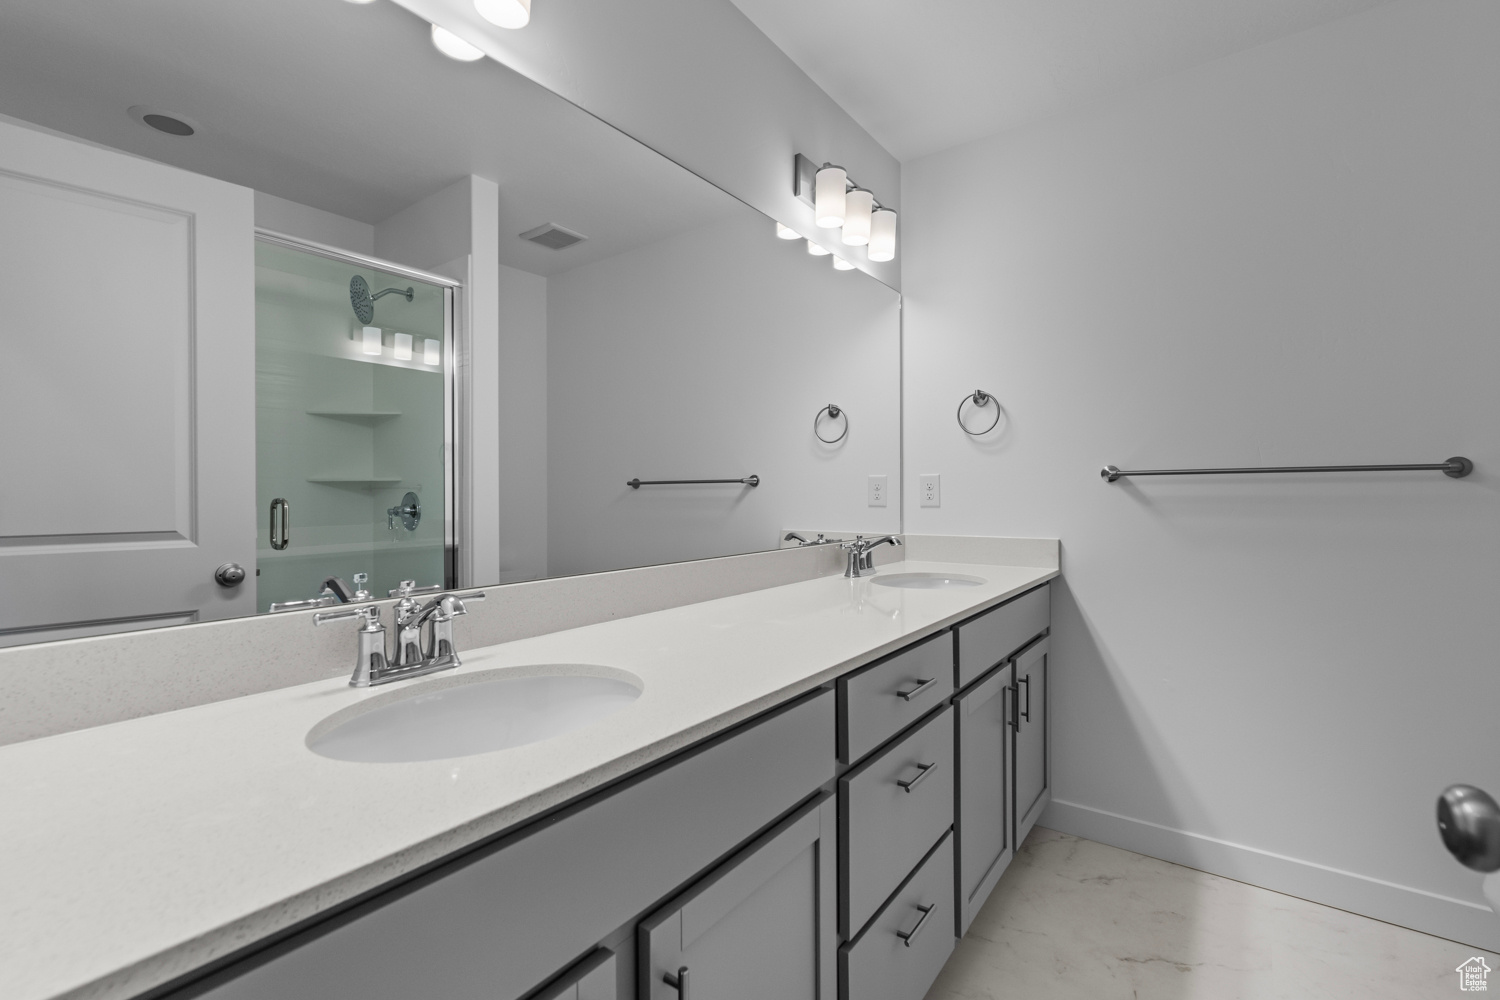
[924,827,1497,1000]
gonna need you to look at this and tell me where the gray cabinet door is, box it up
[954,662,1013,937]
[638,793,838,1000]
[1013,637,1050,845]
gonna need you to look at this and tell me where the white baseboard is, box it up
[1040,798,1500,952]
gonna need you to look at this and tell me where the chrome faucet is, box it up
[314,590,486,687]
[841,535,902,578]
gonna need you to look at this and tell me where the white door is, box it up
[0,117,256,644]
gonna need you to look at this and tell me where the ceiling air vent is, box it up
[519,223,588,250]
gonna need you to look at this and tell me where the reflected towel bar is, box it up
[628,475,760,489]
[1101,457,1472,483]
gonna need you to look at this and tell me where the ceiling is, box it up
[0,0,742,276]
[728,0,1398,162]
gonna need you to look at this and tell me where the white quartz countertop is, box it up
[0,559,1056,1000]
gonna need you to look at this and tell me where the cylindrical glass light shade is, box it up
[423,338,441,365]
[362,326,382,355]
[814,166,847,228]
[394,332,413,361]
[842,189,873,246]
[868,208,897,262]
[430,25,485,61]
[806,239,831,256]
[832,256,856,271]
[475,0,531,28]
[775,222,800,240]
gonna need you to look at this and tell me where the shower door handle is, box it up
[270,498,290,550]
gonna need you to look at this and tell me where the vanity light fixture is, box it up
[806,240,831,256]
[423,338,441,365]
[775,222,800,240]
[362,326,382,356]
[868,208,897,262]
[842,189,873,246]
[430,24,485,61]
[832,256,856,271]
[342,0,378,4]
[814,165,847,228]
[475,0,531,29]
[793,153,897,262]
[394,332,413,361]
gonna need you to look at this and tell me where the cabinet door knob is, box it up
[663,965,689,999]
[896,902,937,947]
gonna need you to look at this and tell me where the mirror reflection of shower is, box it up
[349,274,413,325]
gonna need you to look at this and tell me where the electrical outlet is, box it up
[919,474,941,507]
[867,475,888,507]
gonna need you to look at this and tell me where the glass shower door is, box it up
[254,238,452,612]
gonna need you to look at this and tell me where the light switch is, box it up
[867,475,888,507]
[919,474,941,507]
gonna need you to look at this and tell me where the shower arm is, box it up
[370,286,413,303]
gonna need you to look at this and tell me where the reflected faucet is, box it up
[841,535,902,578]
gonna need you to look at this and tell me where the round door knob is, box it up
[1438,784,1500,872]
[214,562,247,588]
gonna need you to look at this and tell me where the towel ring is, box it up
[957,390,1001,436]
[814,403,849,444]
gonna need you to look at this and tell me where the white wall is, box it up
[253,191,374,255]
[393,0,900,289]
[496,262,549,583]
[902,0,1500,948]
[547,207,901,577]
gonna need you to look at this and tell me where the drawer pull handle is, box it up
[1019,674,1031,722]
[896,902,937,947]
[663,966,689,999]
[896,761,937,792]
[896,677,937,701]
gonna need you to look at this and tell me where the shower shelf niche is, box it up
[306,476,405,488]
[306,409,403,422]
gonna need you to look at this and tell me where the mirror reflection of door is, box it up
[253,238,453,612]
[0,117,256,646]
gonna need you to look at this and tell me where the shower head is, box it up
[349,275,414,324]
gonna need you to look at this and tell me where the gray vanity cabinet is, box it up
[167,691,833,1000]
[1013,635,1050,845]
[637,793,838,1000]
[953,662,1013,937]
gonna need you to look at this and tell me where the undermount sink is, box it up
[870,572,987,590]
[307,667,643,763]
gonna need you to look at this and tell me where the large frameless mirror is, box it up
[0,0,901,646]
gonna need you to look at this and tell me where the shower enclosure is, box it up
[254,233,457,612]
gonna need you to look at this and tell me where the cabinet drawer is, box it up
[179,691,835,1000]
[839,831,955,1000]
[954,584,1049,689]
[839,632,954,764]
[840,706,954,938]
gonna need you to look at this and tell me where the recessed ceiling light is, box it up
[127,105,197,137]
[430,24,485,61]
[475,0,531,29]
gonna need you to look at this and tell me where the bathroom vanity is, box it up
[0,550,1054,1000]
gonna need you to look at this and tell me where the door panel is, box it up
[1014,637,1050,843]
[639,793,837,1000]
[956,662,1012,936]
[0,117,255,642]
